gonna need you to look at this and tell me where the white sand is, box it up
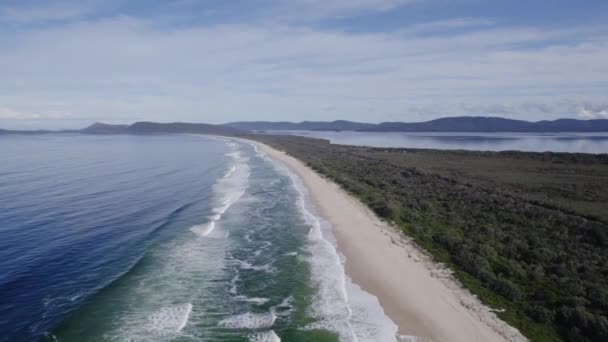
[254,141,526,342]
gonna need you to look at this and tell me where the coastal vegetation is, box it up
[252,135,608,342]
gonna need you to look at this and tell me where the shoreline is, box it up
[252,140,526,342]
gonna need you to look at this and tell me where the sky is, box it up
[1,0,608,129]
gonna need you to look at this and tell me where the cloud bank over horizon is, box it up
[1,0,608,129]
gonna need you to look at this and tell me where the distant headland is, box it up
[2,116,608,134]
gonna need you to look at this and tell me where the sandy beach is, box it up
[254,141,526,342]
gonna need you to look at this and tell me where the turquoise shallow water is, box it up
[0,135,398,342]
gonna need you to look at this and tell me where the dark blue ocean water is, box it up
[0,134,229,340]
[0,134,398,342]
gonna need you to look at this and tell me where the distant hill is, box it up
[224,120,375,131]
[224,117,608,132]
[371,117,532,132]
[125,122,245,135]
[80,123,128,134]
[0,128,59,134]
[1,122,248,136]
[369,117,608,132]
[81,121,246,135]
[3,117,608,135]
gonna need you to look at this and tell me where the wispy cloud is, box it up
[577,103,608,119]
[0,107,36,119]
[0,107,76,120]
[269,0,418,21]
[400,18,495,35]
[0,0,607,126]
[0,0,100,24]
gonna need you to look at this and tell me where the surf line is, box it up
[241,139,403,342]
[234,138,359,341]
[190,141,250,237]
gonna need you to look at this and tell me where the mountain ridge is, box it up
[2,117,608,134]
[1,121,247,135]
[225,120,376,131]
[224,117,608,132]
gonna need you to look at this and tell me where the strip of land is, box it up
[254,140,526,342]
[249,135,608,342]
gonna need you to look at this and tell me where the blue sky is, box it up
[1,0,607,129]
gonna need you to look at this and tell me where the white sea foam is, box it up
[274,296,293,317]
[189,221,215,236]
[224,165,237,178]
[229,273,240,295]
[291,177,358,341]
[144,303,192,335]
[249,330,281,342]
[190,145,250,238]
[397,335,427,342]
[235,259,274,273]
[248,240,272,257]
[277,296,292,308]
[218,310,276,329]
[235,296,270,305]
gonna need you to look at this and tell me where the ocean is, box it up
[0,134,397,342]
[275,131,608,153]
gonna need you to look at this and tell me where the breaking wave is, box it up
[190,144,250,237]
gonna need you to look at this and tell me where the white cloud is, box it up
[292,0,414,13]
[0,107,76,120]
[0,10,607,126]
[270,0,417,21]
[577,104,608,119]
[0,1,100,23]
[0,107,37,119]
[400,18,495,35]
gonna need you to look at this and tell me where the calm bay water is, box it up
[277,131,608,154]
[0,134,396,342]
